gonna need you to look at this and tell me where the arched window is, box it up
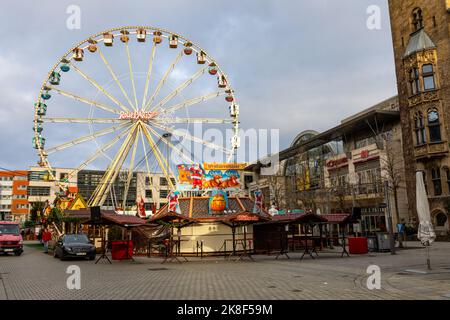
[431,167,442,196]
[422,64,436,90]
[427,109,441,142]
[414,112,426,145]
[409,68,420,95]
[412,8,424,31]
[435,212,447,227]
[444,167,450,193]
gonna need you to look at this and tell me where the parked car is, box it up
[0,221,23,256]
[53,234,96,261]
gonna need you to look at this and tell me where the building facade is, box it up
[0,171,29,222]
[246,96,410,233]
[388,0,450,236]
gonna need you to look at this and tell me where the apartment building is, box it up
[0,170,29,222]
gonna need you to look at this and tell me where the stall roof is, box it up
[64,209,146,226]
[154,196,270,222]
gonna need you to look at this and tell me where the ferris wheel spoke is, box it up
[161,91,225,115]
[148,66,208,113]
[149,121,232,156]
[90,124,140,206]
[67,123,132,178]
[144,123,193,165]
[141,41,157,110]
[143,50,184,111]
[42,117,122,124]
[48,86,122,115]
[122,126,140,209]
[97,47,136,111]
[125,43,139,111]
[140,124,175,190]
[155,117,233,124]
[139,128,153,182]
[45,122,130,154]
[68,63,130,113]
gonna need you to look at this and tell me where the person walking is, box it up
[42,228,52,253]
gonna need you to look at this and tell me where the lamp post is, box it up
[384,180,396,255]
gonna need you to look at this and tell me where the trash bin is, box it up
[367,236,378,252]
[111,240,133,260]
[376,233,390,252]
[348,237,368,254]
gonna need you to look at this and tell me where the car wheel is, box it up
[14,251,22,256]
[89,255,95,260]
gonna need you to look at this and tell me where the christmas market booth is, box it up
[254,211,353,259]
[63,209,147,260]
[149,191,271,256]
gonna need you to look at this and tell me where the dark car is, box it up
[53,234,96,261]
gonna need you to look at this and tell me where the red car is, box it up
[0,221,23,256]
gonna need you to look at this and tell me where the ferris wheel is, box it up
[32,26,240,208]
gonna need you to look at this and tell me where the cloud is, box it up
[0,0,397,169]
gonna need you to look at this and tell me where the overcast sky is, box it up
[0,0,397,170]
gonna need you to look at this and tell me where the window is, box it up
[409,68,420,95]
[422,64,436,90]
[15,204,28,210]
[159,177,168,186]
[17,185,27,190]
[27,186,51,196]
[412,8,423,31]
[414,112,426,145]
[431,168,442,196]
[428,109,441,142]
[145,190,152,198]
[445,167,450,193]
[170,178,176,185]
[435,212,447,227]
[145,176,152,185]
[159,190,169,198]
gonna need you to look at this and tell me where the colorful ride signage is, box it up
[118,110,158,120]
[177,163,245,191]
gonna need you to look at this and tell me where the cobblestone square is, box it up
[1,241,449,300]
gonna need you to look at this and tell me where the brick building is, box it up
[388,0,450,236]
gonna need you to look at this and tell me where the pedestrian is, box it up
[42,228,52,253]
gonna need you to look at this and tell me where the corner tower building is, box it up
[388,0,450,236]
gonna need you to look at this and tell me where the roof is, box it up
[64,209,146,226]
[403,28,436,58]
[320,213,351,223]
[263,212,350,224]
[153,196,270,222]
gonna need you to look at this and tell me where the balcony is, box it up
[414,141,448,159]
[408,89,439,107]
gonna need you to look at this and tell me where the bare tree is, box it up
[379,132,405,247]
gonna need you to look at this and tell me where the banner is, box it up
[177,163,243,191]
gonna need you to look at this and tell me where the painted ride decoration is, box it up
[253,190,264,213]
[208,190,229,214]
[177,163,245,192]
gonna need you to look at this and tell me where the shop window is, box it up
[435,212,447,227]
[409,68,420,95]
[412,8,423,31]
[431,168,442,196]
[427,109,441,142]
[422,64,436,90]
